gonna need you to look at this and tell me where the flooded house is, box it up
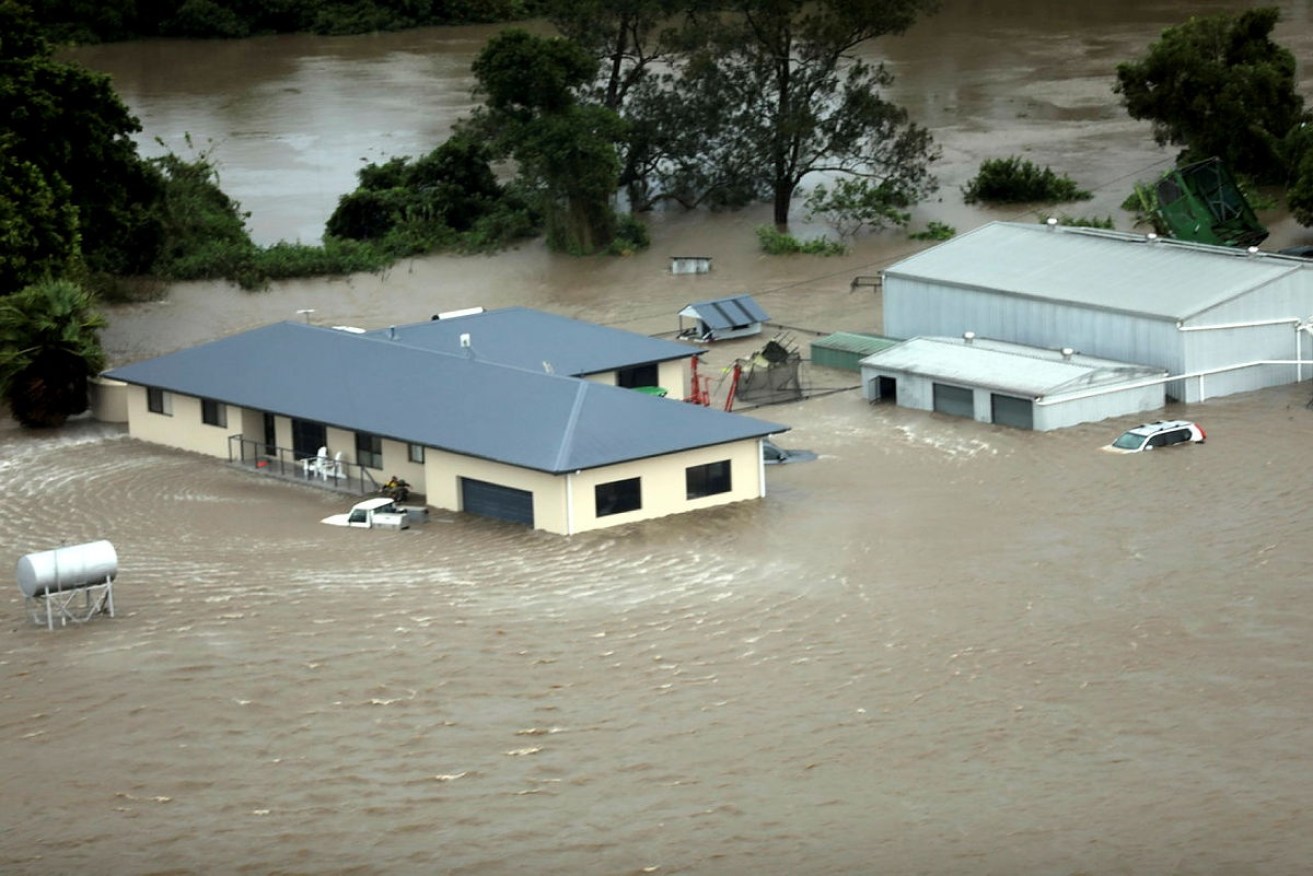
[99,308,788,534]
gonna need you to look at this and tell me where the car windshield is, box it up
[1112,431,1147,449]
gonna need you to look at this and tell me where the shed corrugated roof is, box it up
[104,322,787,473]
[860,336,1166,397]
[679,295,769,330]
[883,221,1305,321]
[811,332,901,357]
[371,307,697,376]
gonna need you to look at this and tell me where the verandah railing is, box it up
[227,435,380,496]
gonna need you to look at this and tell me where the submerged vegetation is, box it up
[755,226,847,256]
[962,156,1093,205]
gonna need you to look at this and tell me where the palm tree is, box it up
[0,278,107,428]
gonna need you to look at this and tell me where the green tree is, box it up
[0,137,81,294]
[0,0,166,278]
[0,278,106,428]
[1114,7,1306,184]
[470,29,625,254]
[656,0,940,227]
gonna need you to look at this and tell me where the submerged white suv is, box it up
[1105,420,1206,453]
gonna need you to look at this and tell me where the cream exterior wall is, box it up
[580,360,690,398]
[421,437,765,535]
[122,385,767,536]
[124,385,232,458]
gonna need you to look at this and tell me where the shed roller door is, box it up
[460,477,534,526]
[990,393,1034,429]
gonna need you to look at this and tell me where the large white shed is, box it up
[881,222,1313,403]
[860,335,1167,431]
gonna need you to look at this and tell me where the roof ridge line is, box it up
[553,380,590,472]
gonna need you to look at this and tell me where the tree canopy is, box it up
[0,0,165,285]
[551,0,941,228]
[468,29,626,254]
[1115,7,1306,185]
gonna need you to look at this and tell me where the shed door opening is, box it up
[932,383,974,419]
[460,477,535,526]
[990,393,1034,429]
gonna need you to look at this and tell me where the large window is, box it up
[146,387,172,416]
[201,398,227,428]
[355,432,383,469]
[595,477,642,517]
[686,460,731,499]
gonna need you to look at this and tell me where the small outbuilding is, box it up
[678,294,769,341]
[810,332,901,372]
[860,334,1168,431]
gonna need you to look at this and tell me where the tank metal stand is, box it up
[25,577,116,631]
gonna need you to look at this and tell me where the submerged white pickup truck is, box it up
[321,497,411,530]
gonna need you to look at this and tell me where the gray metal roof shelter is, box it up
[679,294,769,340]
[372,306,698,377]
[884,221,1304,320]
[105,322,786,473]
[882,221,1313,403]
[860,335,1168,431]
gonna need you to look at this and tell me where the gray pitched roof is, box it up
[680,295,769,330]
[367,307,697,377]
[105,322,787,473]
[883,221,1309,321]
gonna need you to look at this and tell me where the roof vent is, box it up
[1061,347,1074,360]
[963,331,975,344]
[1247,246,1260,256]
[1046,217,1057,230]
[460,333,471,349]
[388,325,396,339]
[1146,232,1158,242]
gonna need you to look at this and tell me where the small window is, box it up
[595,477,642,517]
[146,387,172,416]
[686,460,732,499]
[617,363,659,389]
[407,443,425,464]
[355,432,383,470]
[201,398,227,428]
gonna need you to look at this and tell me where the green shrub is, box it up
[909,221,956,241]
[963,157,1092,205]
[607,214,651,255]
[755,226,847,256]
[1047,215,1115,229]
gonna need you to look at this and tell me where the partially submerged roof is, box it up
[860,335,1166,398]
[368,307,697,377]
[679,294,769,330]
[105,322,786,473]
[883,221,1308,321]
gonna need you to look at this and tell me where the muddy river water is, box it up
[5,2,1313,874]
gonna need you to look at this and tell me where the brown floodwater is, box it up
[5,3,1313,874]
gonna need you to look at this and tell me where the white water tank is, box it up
[16,541,118,598]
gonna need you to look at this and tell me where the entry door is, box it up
[263,413,277,456]
[291,419,327,459]
[460,478,535,526]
